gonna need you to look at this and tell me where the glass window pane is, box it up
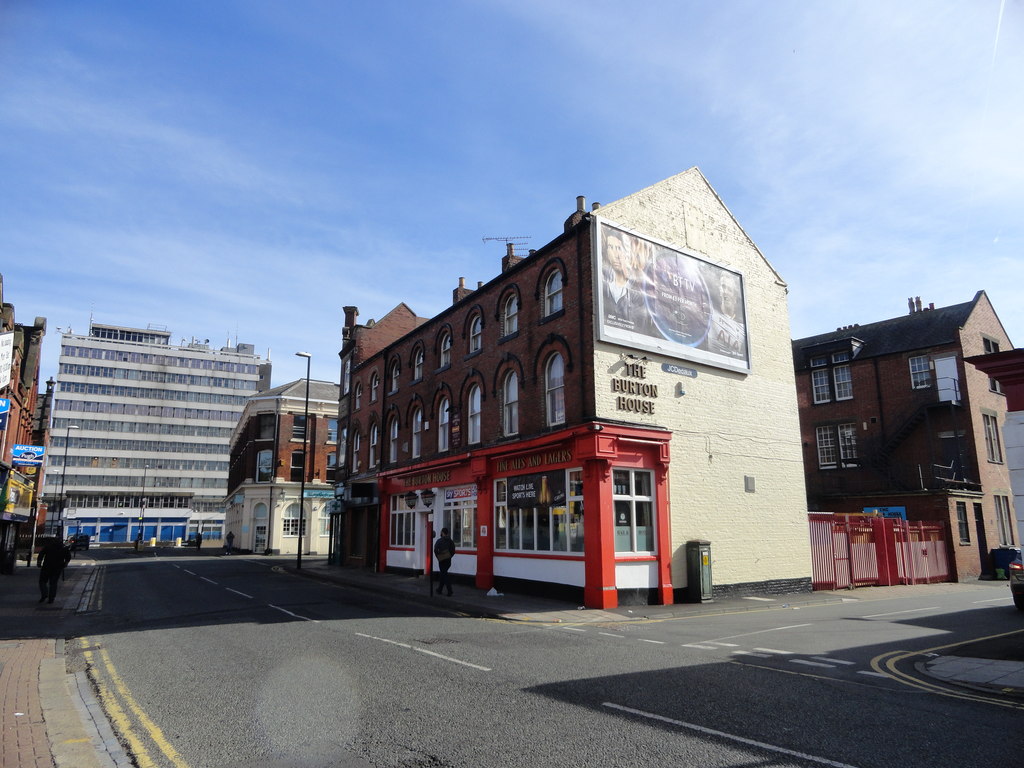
[536,508,551,551]
[613,470,630,495]
[633,471,652,497]
[635,501,653,551]
[568,500,584,552]
[521,508,535,550]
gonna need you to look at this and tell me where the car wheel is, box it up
[1014,594,1024,612]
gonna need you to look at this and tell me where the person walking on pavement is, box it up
[195,530,203,550]
[433,527,456,596]
[225,531,235,555]
[37,537,71,604]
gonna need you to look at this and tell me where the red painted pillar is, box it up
[475,479,494,590]
[653,460,675,604]
[583,458,618,609]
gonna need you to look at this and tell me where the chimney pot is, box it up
[459,277,466,288]
[576,195,586,213]
[915,296,922,312]
[591,202,601,211]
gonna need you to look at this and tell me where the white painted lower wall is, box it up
[493,556,586,587]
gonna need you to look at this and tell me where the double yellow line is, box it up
[79,637,191,768]
[871,628,1024,711]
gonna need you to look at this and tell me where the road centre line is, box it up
[862,607,939,618]
[684,644,721,650]
[602,702,860,768]
[559,627,587,632]
[226,588,253,598]
[413,647,492,671]
[183,569,196,575]
[812,657,855,665]
[973,597,1012,604]
[200,577,217,585]
[638,639,666,644]
[753,648,794,655]
[356,633,491,671]
[858,671,889,678]
[790,659,835,668]
[731,651,771,658]
[599,632,625,638]
[268,604,319,622]
[707,624,812,642]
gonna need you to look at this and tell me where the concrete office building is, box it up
[47,323,270,544]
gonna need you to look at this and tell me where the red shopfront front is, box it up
[377,423,673,609]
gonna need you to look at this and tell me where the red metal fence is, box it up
[808,514,952,590]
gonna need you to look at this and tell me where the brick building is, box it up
[225,379,341,555]
[0,274,48,573]
[792,292,1016,580]
[335,169,811,608]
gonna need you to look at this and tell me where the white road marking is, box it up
[862,607,939,618]
[413,648,492,671]
[708,642,739,647]
[973,597,1012,604]
[267,604,319,622]
[710,624,812,641]
[599,632,625,639]
[731,651,771,658]
[558,627,587,632]
[183,569,196,575]
[639,639,666,645]
[683,644,721,650]
[812,657,855,665]
[858,671,889,678]
[226,588,253,598]
[603,702,861,768]
[790,659,835,668]
[753,648,794,655]
[200,577,217,585]
[356,633,490,671]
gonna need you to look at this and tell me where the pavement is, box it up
[1,549,1022,768]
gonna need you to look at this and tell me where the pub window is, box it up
[612,469,655,553]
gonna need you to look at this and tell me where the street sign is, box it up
[0,398,10,413]
[11,444,46,466]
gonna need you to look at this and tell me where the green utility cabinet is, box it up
[686,540,713,603]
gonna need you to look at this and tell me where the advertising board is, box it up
[594,219,750,373]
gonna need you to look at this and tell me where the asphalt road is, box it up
[65,550,1024,768]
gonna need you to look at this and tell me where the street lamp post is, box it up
[295,352,312,570]
[57,424,80,538]
[135,464,150,551]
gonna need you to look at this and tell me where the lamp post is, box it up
[135,464,150,551]
[295,352,312,569]
[56,424,79,538]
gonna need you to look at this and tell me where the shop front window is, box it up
[389,494,416,547]
[434,486,477,548]
[494,469,582,553]
[612,469,654,553]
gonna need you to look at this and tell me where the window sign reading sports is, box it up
[507,471,566,509]
[593,218,750,373]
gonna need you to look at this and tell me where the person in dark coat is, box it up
[195,531,203,550]
[433,528,456,596]
[37,538,71,604]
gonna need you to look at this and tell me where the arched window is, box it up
[283,503,303,537]
[468,385,482,444]
[388,417,399,463]
[545,353,565,426]
[253,502,268,519]
[354,382,362,410]
[352,431,362,472]
[544,271,563,316]
[503,371,519,436]
[370,372,380,403]
[389,361,400,393]
[411,407,423,458]
[469,315,483,353]
[413,348,424,380]
[440,332,452,368]
[438,397,450,451]
[503,295,518,336]
[369,423,379,467]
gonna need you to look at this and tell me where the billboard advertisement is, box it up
[594,219,750,373]
[0,332,13,389]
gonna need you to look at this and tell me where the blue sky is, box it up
[1,1,1021,387]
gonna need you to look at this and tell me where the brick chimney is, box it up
[563,195,587,233]
[501,241,523,272]
[452,277,473,305]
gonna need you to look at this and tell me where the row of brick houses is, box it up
[330,169,812,608]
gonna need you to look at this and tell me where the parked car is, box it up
[1010,553,1024,611]
[66,533,90,552]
